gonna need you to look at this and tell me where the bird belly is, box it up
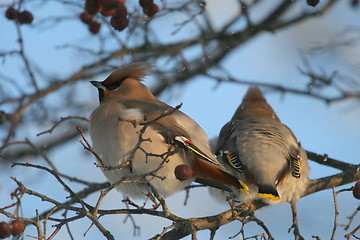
[90,113,193,198]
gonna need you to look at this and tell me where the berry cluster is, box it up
[80,11,102,34]
[0,220,25,239]
[5,6,33,24]
[110,3,129,31]
[79,0,159,34]
[81,0,129,33]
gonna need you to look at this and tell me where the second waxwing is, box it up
[210,87,310,204]
[89,63,246,199]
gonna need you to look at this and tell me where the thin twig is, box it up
[11,163,87,209]
[344,205,359,230]
[289,202,305,240]
[37,116,89,136]
[345,224,360,239]
[249,213,274,240]
[330,187,339,240]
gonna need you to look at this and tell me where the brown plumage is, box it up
[212,87,310,203]
[89,62,245,198]
[232,87,280,122]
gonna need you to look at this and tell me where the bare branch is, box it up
[0,1,358,239]
[37,116,89,136]
[330,187,339,240]
[345,224,360,239]
[306,151,357,171]
[305,167,360,197]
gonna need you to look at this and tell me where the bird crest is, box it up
[232,87,280,122]
[242,87,267,102]
[102,62,153,86]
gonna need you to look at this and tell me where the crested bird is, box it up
[211,87,310,204]
[89,63,246,199]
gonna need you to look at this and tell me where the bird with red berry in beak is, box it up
[89,63,248,199]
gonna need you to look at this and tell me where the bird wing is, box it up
[288,146,302,178]
[216,121,247,174]
[119,100,223,167]
[117,99,247,191]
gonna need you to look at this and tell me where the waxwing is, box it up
[89,63,246,199]
[211,87,310,204]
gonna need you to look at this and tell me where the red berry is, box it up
[18,10,33,24]
[110,16,129,31]
[114,3,127,18]
[101,8,116,16]
[5,6,19,20]
[11,220,25,237]
[85,0,101,15]
[100,0,119,16]
[139,0,153,8]
[143,3,159,17]
[80,11,93,24]
[0,222,12,239]
[306,0,319,6]
[100,0,118,10]
[174,164,193,181]
[353,180,360,199]
[89,21,101,34]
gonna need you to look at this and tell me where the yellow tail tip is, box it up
[258,193,280,201]
[238,180,250,194]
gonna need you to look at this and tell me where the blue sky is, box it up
[1,0,360,239]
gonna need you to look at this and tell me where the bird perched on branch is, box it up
[89,63,246,199]
[211,87,310,204]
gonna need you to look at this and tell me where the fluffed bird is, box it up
[89,63,246,199]
[211,87,309,204]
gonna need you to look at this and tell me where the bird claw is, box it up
[122,197,142,209]
[145,192,160,210]
[125,119,138,128]
[288,223,305,240]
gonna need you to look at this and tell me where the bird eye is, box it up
[104,77,127,90]
[106,82,120,90]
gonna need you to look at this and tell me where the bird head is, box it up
[232,87,280,122]
[90,63,157,103]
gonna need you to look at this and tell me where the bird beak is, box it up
[90,81,106,90]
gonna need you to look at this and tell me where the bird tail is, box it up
[192,159,250,194]
[258,184,280,201]
[174,136,250,194]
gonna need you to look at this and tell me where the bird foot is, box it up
[288,223,305,240]
[125,119,138,128]
[145,192,161,210]
[122,197,142,209]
